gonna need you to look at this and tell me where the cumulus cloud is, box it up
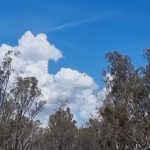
[0,31,101,126]
[17,31,62,62]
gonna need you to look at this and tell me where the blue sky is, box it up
[0,0,150,88]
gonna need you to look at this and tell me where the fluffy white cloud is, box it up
[0,31,101,126]
[17,31,62,62]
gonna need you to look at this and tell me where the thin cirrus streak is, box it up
[48,11,117,32]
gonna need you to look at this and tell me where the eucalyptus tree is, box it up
[97,50,150,150]
[0,52,46,150]
[47,107,77,150]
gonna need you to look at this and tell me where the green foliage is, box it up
[1,50,150,150]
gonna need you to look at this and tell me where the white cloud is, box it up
[17,31,62,62]
[0,31,102,126]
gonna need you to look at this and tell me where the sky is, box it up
[0,0,150,125]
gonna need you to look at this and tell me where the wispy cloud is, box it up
[48,11,117,32]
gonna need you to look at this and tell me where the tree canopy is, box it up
[1,50,150,149]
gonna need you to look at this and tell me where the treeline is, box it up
[1,50,150,150]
